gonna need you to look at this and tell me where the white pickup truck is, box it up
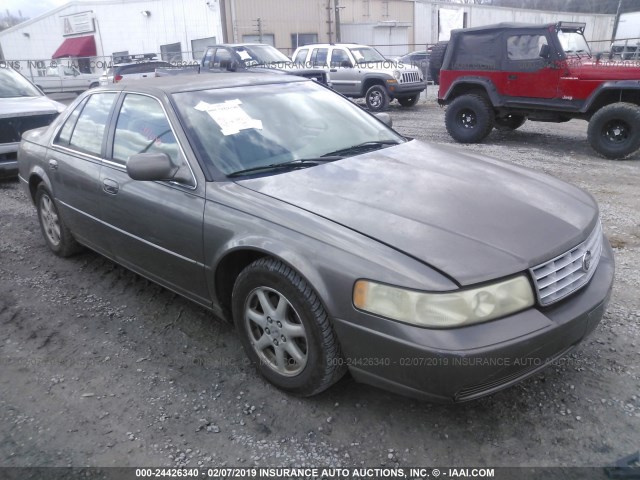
[28,65,101,94]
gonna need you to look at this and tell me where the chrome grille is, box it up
[530,221,603,306]
[400,71,421,84]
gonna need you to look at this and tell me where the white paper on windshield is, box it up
[237,50,252,61]
[195,99,262,135]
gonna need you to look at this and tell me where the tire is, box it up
[365,84,389,112]
[89,82,99,89]
[445,94,495,143]
[428,41,449,85]
[587,103,640,159]
[397,95,419,107]
[495,114,527,131]
[35,184,82,257]
[232,258,346,396]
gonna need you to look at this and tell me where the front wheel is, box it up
[89,82,99,89]
[587,103,640,159]
[365,84,389,112]
[397,95,419,107]
[232,258,346,396]
[445,94,494,143]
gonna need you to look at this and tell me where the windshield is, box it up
[557,30,591,56]
[0,66,43,98]
[232,45,291,66]
[172,81,404,177]
[349,47,386,63]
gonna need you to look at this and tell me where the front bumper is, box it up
[0,142,19,178]
[333,237,615,403]
[388,81,426,97]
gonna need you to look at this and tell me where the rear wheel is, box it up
[495,114,527,131]
[588,103,640,159]
[445,94,494,143]
[232,258,346,396]
[365,84,389,112]
[397,95,419,107]
[35,184,81,257]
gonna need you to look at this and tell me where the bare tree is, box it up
[0,10,29,31]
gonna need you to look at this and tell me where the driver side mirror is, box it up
[539,44,551,60]
[227,60,239,72]
[373,112,392,128]
[341,60,353,68]
[127,153,178,181]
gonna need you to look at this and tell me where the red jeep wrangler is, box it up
[435,22,640,159]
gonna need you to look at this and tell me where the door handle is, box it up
[508,74,518,80]
[48,159,58,170]
[330,69,338,72]
[103,178,119,195]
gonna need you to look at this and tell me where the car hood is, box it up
[0,95,66,118]
[236,140,598,286]
[567,60,640,80]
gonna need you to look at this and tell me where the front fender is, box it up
[581,80,640,113]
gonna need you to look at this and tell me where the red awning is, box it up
[52,36,97,59]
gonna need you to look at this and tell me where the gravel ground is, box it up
[0,86,639,470]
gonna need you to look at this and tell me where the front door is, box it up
[99,93,209,305]
[500,32,561,100]
[328,48,359,96]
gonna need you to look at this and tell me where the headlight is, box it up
[392,70,402,80]
[353,276,534,328]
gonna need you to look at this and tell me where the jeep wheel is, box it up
[429,41,448,85]
[445,94,494,143]
[397,95,419,107]
[588,103,640,159]
[495,114,526,131]
[365,85,389,112]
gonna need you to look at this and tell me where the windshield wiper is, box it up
[321,140,400,158]
[227,156,342,178]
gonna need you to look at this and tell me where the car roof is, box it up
[452,22,555,35]
[95,72,307,95]
[296,43,368,49]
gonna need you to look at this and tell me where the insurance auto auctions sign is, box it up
[61,11,95,36]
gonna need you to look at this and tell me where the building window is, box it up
[242,34,275,46]
[191,37,216,61]
[160,42,182,63]
[291,33,318,49]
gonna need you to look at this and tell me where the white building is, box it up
[0,0,224,74]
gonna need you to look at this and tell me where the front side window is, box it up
[112,94,180,163]
[213,49,232,69]
[330,49,350,68]
[507,35,547,61]
[66,93,117,156]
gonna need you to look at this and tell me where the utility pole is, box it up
[326,0,334,44]
[254,17,263,43]
[612,0,623,43]
[334,0,344,43]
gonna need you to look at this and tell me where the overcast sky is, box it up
[4,0,76,19]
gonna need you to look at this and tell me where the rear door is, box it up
[47,92,118,254]
[328,47,359,95]
[99,92,209,304]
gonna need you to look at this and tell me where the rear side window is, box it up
[293,49,308,65]
[55,97,88,146]
[452,32,500,70]
[67,93,117,156]
[310,48,328,67]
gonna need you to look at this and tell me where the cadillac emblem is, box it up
[582,250,592,272]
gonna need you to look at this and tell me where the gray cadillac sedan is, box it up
[17,74,614,402]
